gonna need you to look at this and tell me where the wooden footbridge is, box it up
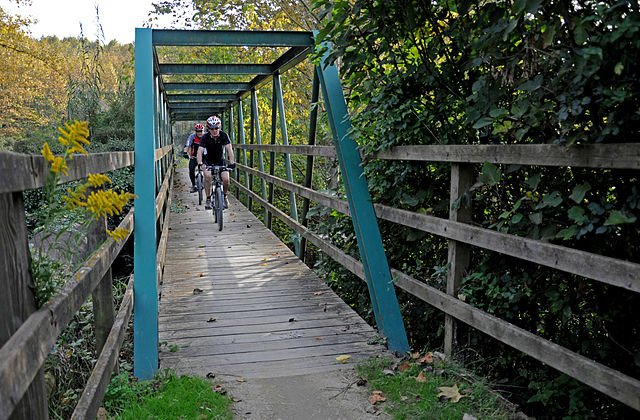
[1,28,640,419]
[158,172,384,378]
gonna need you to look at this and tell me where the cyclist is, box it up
[197,116,235,210]
[183,123,205,193]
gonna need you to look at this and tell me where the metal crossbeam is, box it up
[168,94,238,102]
[164,82,252,92]
[152,30,313,47]
[159,64,272,75]
[170,102,232,108]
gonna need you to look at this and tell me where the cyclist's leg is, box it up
[188,158,196,187]
[221,170,230,208]
[203,167,212,198]
[203,167,213,208]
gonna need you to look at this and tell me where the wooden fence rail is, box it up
[0,148,172,419]
[233,142,640,411]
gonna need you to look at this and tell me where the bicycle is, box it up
[205,164,229,231]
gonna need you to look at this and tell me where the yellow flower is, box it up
[87,173,111,188]
[51,156,68,176]
[42,142,55,163]
[107,227,130,242]
[68,141,89,156]
[62,188,88,210]
[58,120,90,148]
[86,190,135,219]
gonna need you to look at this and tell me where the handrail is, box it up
[237,163,640,293]
[0,209,133,419]
[0,151,135,194]
[233,137,640,410]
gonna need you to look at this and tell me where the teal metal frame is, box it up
[251,90,269,222]
[133,28,159,379]
[315,47,409,353]
[133,28,408,380]
[273,73,301,256]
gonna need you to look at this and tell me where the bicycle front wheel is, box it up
[215,186,224,231]
[196,174,203,205]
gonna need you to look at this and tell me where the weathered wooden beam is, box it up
[0,151,134,194]
[0,211,133,418]
[391,270,640,411]
[71,274,133,420]
[0,191,48,419]
[235,144,336,158]
[371,144,640,169]
[236,163,640,293]
[444,164,473,357]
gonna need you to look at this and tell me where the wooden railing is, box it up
[232,141,640,411]
[0,147,173,419]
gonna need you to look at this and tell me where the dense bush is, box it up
[314,0,640,417]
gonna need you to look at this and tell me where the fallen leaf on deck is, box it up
[207,318,216,323]
[314,336,324,340]
[261,263,268,266]
[288,317,295,322]
[313,291,325,296]
[198,273,204,277]
[193,288,203,295]
[437,384,463,403]
[213,384,226,395]
[236,377,246,383]
[206,372,215,378]
[197,253,203,257]
[336,355,351,364]
[415,371,427,383]
[368,390,386,405]
[198,244,205,248]
[262,258,268,261]
[356,378,367,386]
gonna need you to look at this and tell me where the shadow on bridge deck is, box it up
[159,168,387,380]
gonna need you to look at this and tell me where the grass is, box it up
[103,370,233,419]
[357,354,517,420]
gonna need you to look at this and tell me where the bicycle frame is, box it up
[206,165,228,231]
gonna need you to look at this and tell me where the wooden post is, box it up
[88,217,115,360]
[0,192,48,419]
[444,163,473,357]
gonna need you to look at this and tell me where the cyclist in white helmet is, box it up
[197,116,236,209]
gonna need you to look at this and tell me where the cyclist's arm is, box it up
[184,134,194,154]
[225,143,235,165]
[197,144,204,167]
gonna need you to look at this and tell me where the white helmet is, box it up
[206,116,221,129]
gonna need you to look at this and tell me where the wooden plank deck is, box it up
[159,168,386,379]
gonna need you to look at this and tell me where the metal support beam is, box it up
[159,63,272,75]
[133,27,159,379]
[315,49,409,353]
[168,94,238,102]
[300,71,320,262]
[274,73,301,256]
[251,90,269,222]
[164,82,252,92]
[238,99,250,206]
[152,29,313,47]
[267,79,277,230]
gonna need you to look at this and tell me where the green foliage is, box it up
[105,371,233,419]
[314,0,640,417]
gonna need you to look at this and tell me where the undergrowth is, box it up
[357,354,519,420]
